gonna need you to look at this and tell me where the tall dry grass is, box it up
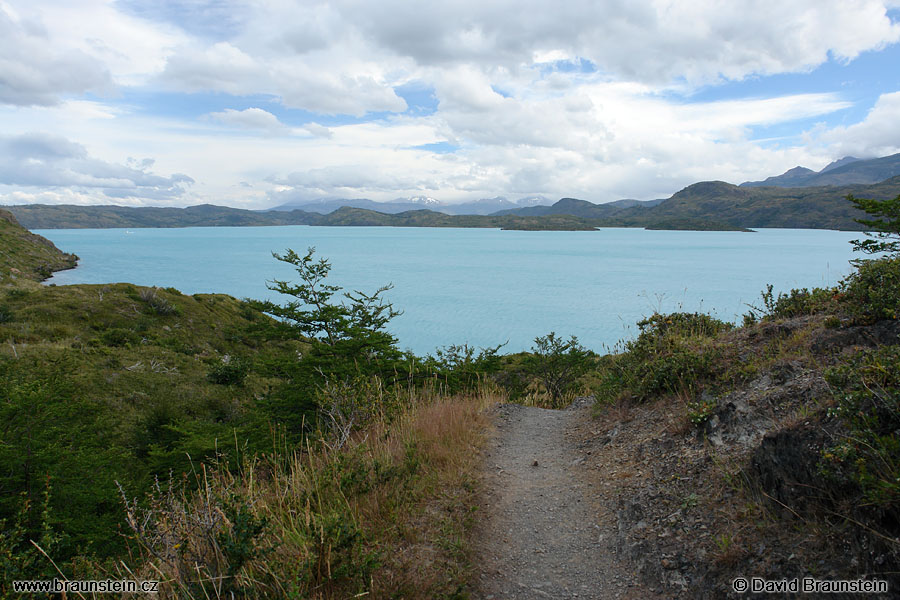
[107,384,498,599]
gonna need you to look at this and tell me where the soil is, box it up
[472,315,900,598]
[473,398,662,599]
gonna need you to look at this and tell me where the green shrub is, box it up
[0,305,12,323]
[687,397,717,426]
[525,333,594,407]
[207,356,251,385]
[427,343,504,394]
[98,327,140,347]
[636,312,733,339]
[822,346,900,508]
[838,257,900,323]
[745,284,837,322]
[139,287,178,316]
[596,312,729,404]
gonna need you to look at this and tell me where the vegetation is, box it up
[3,188,900,596]
[594,312,732,405]
[588,193,900,592]
[823,345,900,509]
[525,332,594,407]
[0,209,77,281]
[0,216,586,597]
[10,174,900,232]
[848,192,900,255]
[115,389,492,599]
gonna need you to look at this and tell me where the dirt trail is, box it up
[473,400,653,600]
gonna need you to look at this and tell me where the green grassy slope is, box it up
[0,280,304,555]
[0,216,305,559]
[612,177,900,230]
[0,208,77,281]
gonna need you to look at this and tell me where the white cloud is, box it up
[0,0,898,208]
[0,4,111,105]
[0,132,194,202]
[816,92,900,157]
[208,107,288,134]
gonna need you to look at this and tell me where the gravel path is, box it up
[473,401,650,600]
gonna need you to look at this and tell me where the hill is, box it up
[269,195,554,215]
[611,177,900,230]
[742,153,900,188]
[0,208,77,281]
[6,203,321,229]
[4,204,611,231]
[8,176,900,233]
[493,196,664,217]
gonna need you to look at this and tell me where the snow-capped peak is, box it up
[405,195,442,205]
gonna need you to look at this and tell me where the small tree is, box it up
[848,193,900,256]
[254,247,402,377]
[526,332,594,406]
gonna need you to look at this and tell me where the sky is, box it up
[1,0,899,209]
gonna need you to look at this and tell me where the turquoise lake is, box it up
[37,226,863,355]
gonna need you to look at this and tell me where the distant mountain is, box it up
[493,197,663,217]
[8,203,319,229]
[820,156,861,173]
[398,195,442,206]
[605,198,667,209]
[10,174,900,233]
[613,177,900,230]
[268,194,554,216]
[268,197,443,215]
[741,153,900,188]
[441,197,516,215]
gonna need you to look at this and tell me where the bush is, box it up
[426,343,504,394]
[525,333,594,407]
[636,312,733,339]
[596,312,729,404]
[744,284,837,323]
[0,305,12,323]
[822,345,900,509]
[207,355,251,385]
[139,287,178,316]
[98,327,140,347]
[838,257,900,323]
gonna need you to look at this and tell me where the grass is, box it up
[96,387,495,599]
[0,280,305,558]
[0,209,77,282]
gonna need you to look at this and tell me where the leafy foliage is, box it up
[848,192,900,256]
[207,355,251,385]
[743,284,837,324]
[525,332,594,406]
[838,256,900,323]
[425,343,505,394]
[254,248,403,380]
[595,313,731,404]
[823,346,900,509]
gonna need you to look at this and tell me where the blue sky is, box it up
[1,0,899,208]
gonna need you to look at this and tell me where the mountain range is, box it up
[740,152,900,188]
[6,153,900,232]
[269,195,554,215]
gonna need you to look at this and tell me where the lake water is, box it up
[37,226,863,355]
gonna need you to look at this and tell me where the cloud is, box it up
[208,107,288,134]
[0,5,111,105]
[346,0,900,83]
[0,0,897,209]
[815,92,900,157]
[0,132,194,202]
